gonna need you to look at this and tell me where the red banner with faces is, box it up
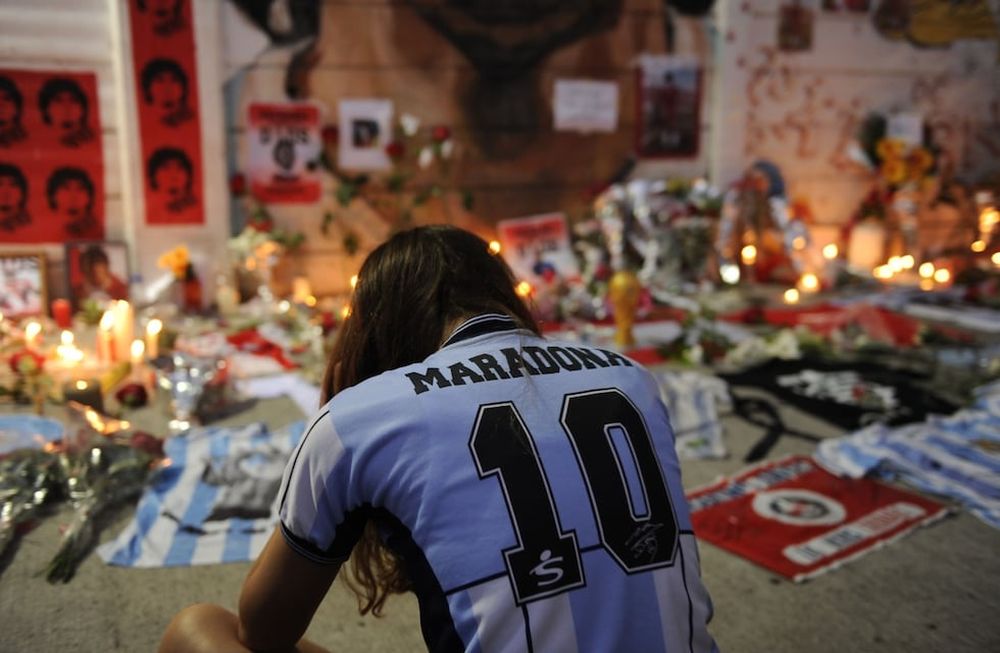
[127,0,204,225]
[0,69,104,243]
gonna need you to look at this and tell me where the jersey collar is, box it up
[441,313,520,348]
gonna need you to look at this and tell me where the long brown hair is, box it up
[321,225,538,616]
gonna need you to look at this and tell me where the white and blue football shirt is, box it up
[279,314,717,653]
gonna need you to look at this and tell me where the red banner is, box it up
[127,0,203,225]
[688,455,947,581]
[0,69,104,243]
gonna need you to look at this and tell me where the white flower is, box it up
[440,139,454,159]
[400,113,420,137]
[418,146,434,169]
[766,329,801,360]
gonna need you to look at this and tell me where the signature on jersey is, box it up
[626,522,664,562]
[529,549,565,587]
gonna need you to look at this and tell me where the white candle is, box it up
[24,321,41,349]
[98,310,116,364]
[292,276,312,304]
[145,319,163,360]
[56,330,84,369]
[113,300,134,362]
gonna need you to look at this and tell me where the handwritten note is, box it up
[553,79,619,133]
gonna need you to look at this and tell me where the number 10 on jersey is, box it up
[469,388,679,605]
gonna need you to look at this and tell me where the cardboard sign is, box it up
[496,213,580,284]
[688,455,947,581]
[247,103,322,203]
[127,0,204,225]
[553,79,619,133]
[0,69,104,243]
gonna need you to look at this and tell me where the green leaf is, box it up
[336,183,357,207]
[461,189,474,211]
[321,212,334,236]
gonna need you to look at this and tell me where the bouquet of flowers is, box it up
[0,449,63,559]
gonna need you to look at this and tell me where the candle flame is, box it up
[488,240,502,255]
[992,252,1000,266]
[933,268,951,284]
[515,281,533,297]
[783,288,800,304]
[822,244,838,260]
[25,321,41,339]
[131,339,145,360]
[900,254,915,269]
[349,274,358,289]
[61,330,74,346]
[918,262,935,278]
[740,245,757,265]
[147,318,163,336]
[75,379,88,390]
[99,310,115,331]
[800,273,819,292]
[341,305,352,319]
[971,240,986,253]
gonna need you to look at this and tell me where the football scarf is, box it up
[98,421,303,567]
[688,455,948,581]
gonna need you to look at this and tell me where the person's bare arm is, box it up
[237,528,342,652]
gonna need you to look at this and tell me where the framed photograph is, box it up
[64,240,129,309]
[0,252,47,318]
[636,55,702,159]
[337,98,393,171]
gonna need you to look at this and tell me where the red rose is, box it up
[9,350,45,375]
[385,141,405,159]
[321,125,339,146]
[431,125,451,143]
[229,173,247,196]
[115,382,149,409]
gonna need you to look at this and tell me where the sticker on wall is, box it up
[0,69,104,243]
[778,1,815,52]
[337,99,393,171]
[127,0,204,225]
[635,55,702,159]
[553,79,619,133]
[246,103,322,204]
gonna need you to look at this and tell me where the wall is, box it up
[229,0,716,296]
[0,0,230,302]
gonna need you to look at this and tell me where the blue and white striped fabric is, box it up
[98,421,304,567]
[817,381,1000,530]
[652,371,731,459]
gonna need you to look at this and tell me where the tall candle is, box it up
[113,300,134,362]
[98,310,116,364]
[145,319,163,360]
[130,339,145,367]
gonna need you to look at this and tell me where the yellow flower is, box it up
[876,138,907,161]
[157,245,190,279]
[881,158,908,185]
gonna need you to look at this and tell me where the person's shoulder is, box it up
[325,361,431,435]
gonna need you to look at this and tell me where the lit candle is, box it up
[341,305,352,319]
[783,288,800,304]
[145,319,163,360]
[822,244,838,260]
[900,254,915,270]
[933,268,951,284]
[488,240,502,255]
[292,276,312,304]
[56,330,84,369]
[98,310,116,364]
[799,273,820,292]
[971,240,986,253]
[24,321,41,349]
[130,339,145,367]
[515,281,533,297]
[741,245,757,266]
[992,252,1000,267]
[918,262,935,279]
[349,274,358,290]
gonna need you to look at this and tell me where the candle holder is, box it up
[152,352,220,434]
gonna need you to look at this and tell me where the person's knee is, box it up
[159,603,240,653]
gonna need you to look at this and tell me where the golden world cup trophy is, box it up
[608,269,641,348]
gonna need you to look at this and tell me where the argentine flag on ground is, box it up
[817,381,1000,530]
[98,421,304,567]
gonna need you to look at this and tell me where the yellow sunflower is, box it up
[157,245,190,280]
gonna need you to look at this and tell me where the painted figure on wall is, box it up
[46,167,100,238]
[38,77,95,148]
[141,58,194,127]
[147,147,197,214]
[0,76,27,147]
[136,0,187,38]
[0,162,30,232]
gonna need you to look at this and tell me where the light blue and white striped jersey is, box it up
[279,314,717,653]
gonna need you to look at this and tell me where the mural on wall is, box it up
[0,69,104,243]
[128,0,204,225]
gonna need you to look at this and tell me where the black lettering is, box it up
[501,348,539,377]
[601,349,634,367]
[469,353,511,381]
[523,346,559,374]
[449,362,485,386]
[548,347,583,371]
[406,368,452,395]
[567,347,610,369]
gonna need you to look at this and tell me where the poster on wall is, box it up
[64,241,130,309]
[553,79,619,133]
[247,103,322,203]
[496,213,580,284]
[127,0,204,225]
[0,252,46,317]
[338,99,393,171]
[0,69,104,243]
[636,55,701,159]
[777,1,815,52]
